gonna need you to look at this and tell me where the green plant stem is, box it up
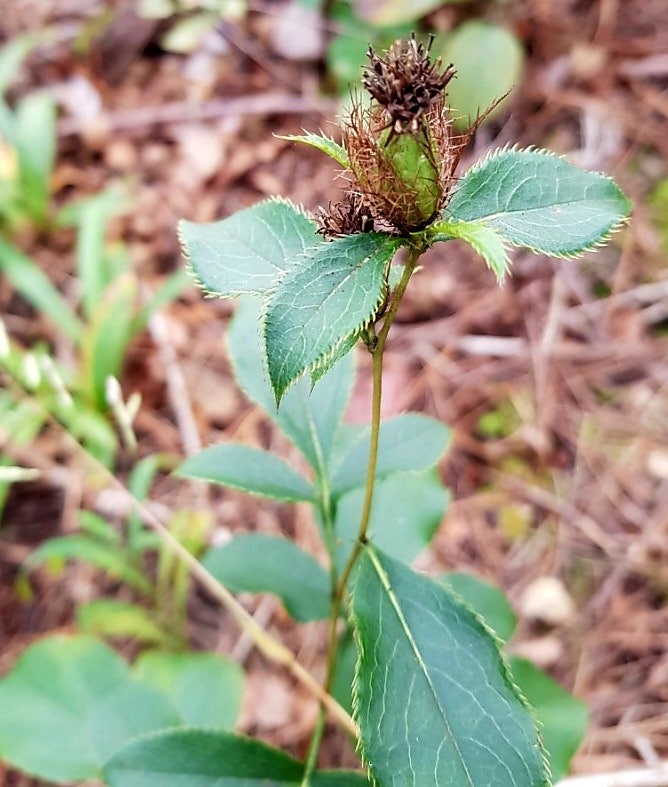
[336,246,420,600]
[300,485,339,786]
[301,706,327,786]
[300,244,422,786]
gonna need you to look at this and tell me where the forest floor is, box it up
[1,0,668,783]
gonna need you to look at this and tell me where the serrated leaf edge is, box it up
[277,131,350,169]
[309,331,360,387]
[446,144,632,258]
[261,237,400,403]
[349,545,552,787]
[434,218,512,282]
[226,300,358,479]
[435,577,552,786]
[177,197,317,299]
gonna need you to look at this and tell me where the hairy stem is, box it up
[301,244,422,784]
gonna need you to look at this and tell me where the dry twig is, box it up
[556,762,668,787]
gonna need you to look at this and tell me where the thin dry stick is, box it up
[148,310,203,459]
[103,469,358,737]
[57,93,336,136]
[555,762,668,787]
[3,375,357,737]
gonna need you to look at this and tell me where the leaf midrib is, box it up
[366,547,476,787]
[271,242,388,387]
[452,193,616,224]
[197,220,308,277]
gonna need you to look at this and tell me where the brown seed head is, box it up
[362,34,455,137]
[316,192,375,239]
[338,35,489,233]
[343,96,479,233]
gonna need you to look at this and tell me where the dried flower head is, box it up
[341,35,488,234]
[317,193,375,238]
[362,34,455,139]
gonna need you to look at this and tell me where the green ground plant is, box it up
[0,34,55,232]
[0,191,188,513]
[172,35,628,786]
[0,36,191,651]
[0,34,629,787]
[0,37,188,479]
[20,454,210,650]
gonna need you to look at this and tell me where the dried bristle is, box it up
[344,101,453,232]
[317,192,375,238]
[362,34,455,137]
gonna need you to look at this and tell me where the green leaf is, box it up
[0,390,45,447]
[176,443,314,502]
[278,353,355,474]
[74,188,127,318]
[0,33,37,96]
[88,681,181,766]
[179,199,319,297]
[228,297,355,476]
[226,295,281,413]
[76,600,171,647]
[429,219,511,282]
[279,132,349,167]
[78,510,120,543]
[331,413,450,495]
[327,32,370,95]
[334,468,447,573]
[325,7,412,94]
[445,148,632,257]
[25,535,152,595]
[80,272,137,410]
[309,329,360,386]
[103,728,370,786]
[202,534,330,622]
[0,635,179,782]
[440,22,524,130]
[58,403,118,467]
[134,651,244,730]
[361,0,465,26]
[127,453,165,549]
[15,92,56,224]
[440,571,517,644]
[131,268,191,335]
[510,657,588,782]
[330,626,357,714]
[264,233,400,401]
[351,546,550,787]
[0,237,82,343]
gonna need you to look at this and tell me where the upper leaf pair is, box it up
[180,145,630,403]
[179,201,399,402]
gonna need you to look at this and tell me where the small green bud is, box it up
[341,36,480,234]
[345,101,452,233]
[380,129,442,227]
